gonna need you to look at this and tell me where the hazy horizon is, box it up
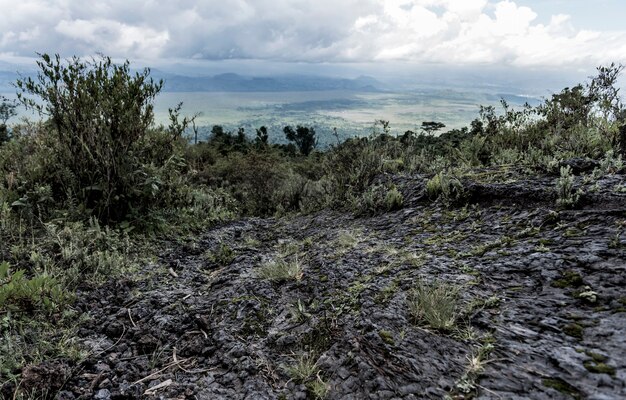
[2,0,625,138]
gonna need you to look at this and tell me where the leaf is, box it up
[11,198,28,208]
[0,262,9,278]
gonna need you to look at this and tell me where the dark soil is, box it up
[20,173,626,399]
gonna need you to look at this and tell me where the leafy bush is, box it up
[207,243,236,266]
[15,54,187,223]
[350,183,403,216]
[385,185,404,211]
[0,95,18,144]
[284,125,318,156]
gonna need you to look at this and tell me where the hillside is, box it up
[10,171,622,399]
[2,55,626,400]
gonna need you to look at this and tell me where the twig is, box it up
[94,324,126,357]
[132,359,186,385]
[168,267,179,278]
[128,308,137,328]
[477,383,503,399]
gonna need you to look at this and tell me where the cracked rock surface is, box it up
[53,173,626,399]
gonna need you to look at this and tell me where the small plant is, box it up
[289,299,312,322]
[556,166,582,208]
[408,280,459,331]
[284,353,328,399]
[308,376,330,399]
[0,262,70,314]
[257,258,303,282]
[454,343,494,395]
[208,243,236,266]
[284,353,319,383]
[384,186,404,211]
[426,171,466,204]
[336,229,360,249]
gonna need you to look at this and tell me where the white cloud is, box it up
[0,0,624,68]
[55,19,169,58]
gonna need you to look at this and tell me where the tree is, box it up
[538,85,594,133]
[421,121,446,135]
[588,63,626,154]
[283,125,317,156]
[0,95,17,144]
[589,63,624,123]
[0,95,17,126]
[478,105,501,135]
[15,53,166,221]
[256,126,269,145]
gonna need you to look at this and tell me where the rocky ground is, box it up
[14,170,626,399]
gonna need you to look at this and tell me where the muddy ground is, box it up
[14,171,626,399]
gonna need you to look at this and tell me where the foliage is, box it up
[283,353,328,399]
[208,243,236,266]
[0,262,70,314]
[14,54,187,222]
[283,125,318,156]
[0,95,18,126]
[0,95,18,145]
[384,185,404,211]
[421,121,446,135]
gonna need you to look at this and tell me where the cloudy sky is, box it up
[1,0,625,71]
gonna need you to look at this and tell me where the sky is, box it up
[1,0,625,75]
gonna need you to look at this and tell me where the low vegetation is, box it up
[407,280,460,331]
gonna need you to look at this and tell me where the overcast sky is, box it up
[1,0,625,71]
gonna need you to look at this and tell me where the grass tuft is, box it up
[408,280,459,331]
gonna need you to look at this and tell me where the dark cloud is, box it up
[1,0,625,67]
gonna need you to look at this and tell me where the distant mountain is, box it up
[1,69,385,94]
[152,71,385,92]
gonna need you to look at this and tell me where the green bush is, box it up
[15,54,188,223]
[257,258,303,282]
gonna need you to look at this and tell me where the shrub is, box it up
[426,171,466,204]
[15,54,188,223]
[556,166,581,208]
[283,125,318,156]
[385,185,404,211]
[208,243,236,266]
[321,139,384,207]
